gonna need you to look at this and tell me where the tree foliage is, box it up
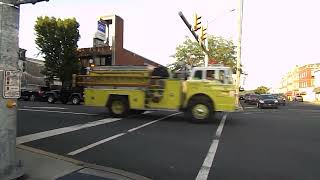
[168,35,239,73]
[254,86,270,94]
[35,16,80,87]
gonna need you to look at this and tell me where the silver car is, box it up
[293,95,303,102]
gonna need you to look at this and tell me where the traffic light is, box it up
[193,13,202,31]
[200,25,207,42]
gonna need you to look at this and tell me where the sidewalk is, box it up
[16,145,151,180]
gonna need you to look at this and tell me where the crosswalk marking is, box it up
[196,113,227,180]
[16,118,121,144]
[67,112,181,156]
[18,108,99,116]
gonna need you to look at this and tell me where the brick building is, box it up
[280,63,320,101]
[77,15,161,70]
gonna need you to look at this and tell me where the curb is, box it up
[17,145,152,180]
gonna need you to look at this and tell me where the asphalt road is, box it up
[17,100,320,180]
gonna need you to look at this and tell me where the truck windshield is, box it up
[225,69,233,84]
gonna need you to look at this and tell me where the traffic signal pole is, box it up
[0,1,23,179]
[178,11,208,55]
[0,0,48,179]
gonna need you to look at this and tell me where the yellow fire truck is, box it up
[73,66,236,122]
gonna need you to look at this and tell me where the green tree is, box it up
[254,86,270,94]
[35,16,80,87]
[168,35,239,73]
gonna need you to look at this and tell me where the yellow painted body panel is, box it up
[146,80,182,109]
[84,80,235,112]
[84,89,145,109]
[184,80,236,111]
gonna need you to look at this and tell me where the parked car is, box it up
[246,94,259,105]
[45,87,84,105]
[273,94,286,106]
[293,95,303,102]
[244,93,251,103]
[19,86,50,101]
[239,95,245,100]
[257,94,278,109]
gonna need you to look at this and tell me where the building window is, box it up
[93,55,112,66]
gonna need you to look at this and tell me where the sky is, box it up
[19,0,320,90]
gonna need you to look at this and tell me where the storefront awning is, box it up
[313,87,320,93]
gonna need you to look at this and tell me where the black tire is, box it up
[107,96,130,118]
[29,94,36,102]
[71,96,80,105]
[186,96,214,123]
[47,95,55,104]
[131,110,145,115]
[61,98,68,104]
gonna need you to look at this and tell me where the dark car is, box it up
[273,94,286,106]
[257,94,278,109]
[19,86,50,101]
[244,93,251,103]
[246,94,259,105]
[239,95,245,100]
[46,87,84,105]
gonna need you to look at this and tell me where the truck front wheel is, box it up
[186,97,214,123]
[108,96,129,118]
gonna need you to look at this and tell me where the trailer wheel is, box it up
[186,96,214,123]
[29,94,36,102]
[47,95,55,104]
[108,96,129,118]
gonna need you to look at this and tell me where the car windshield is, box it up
[260,95,274,99]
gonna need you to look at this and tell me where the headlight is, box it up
[259,100,264,103]
[274,100,278,103]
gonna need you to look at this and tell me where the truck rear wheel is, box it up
[108,96,129,118]
[186,96,214,123]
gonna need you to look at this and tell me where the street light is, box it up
[208,9,236,25]
[203,8,236,67]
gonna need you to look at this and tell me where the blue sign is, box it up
[98,21,106,33]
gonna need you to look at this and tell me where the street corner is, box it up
[56,168,151,180]
[16,145,151,180]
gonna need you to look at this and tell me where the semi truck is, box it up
[73,65,237,122]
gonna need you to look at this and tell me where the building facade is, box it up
[77,15,161,71]
[280,63,320,101]
[314,70,320,101]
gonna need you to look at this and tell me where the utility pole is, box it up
[0,0,48,179]
[235,0,244,106]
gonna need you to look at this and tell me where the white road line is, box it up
[23,106,67,110]
[67,133,126,156]
[18,108,99,116]
[128,112,180,132]
[16,118,121,144]
[67,112,181,156]
[195,113,228,180]
[215,114,227,138]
